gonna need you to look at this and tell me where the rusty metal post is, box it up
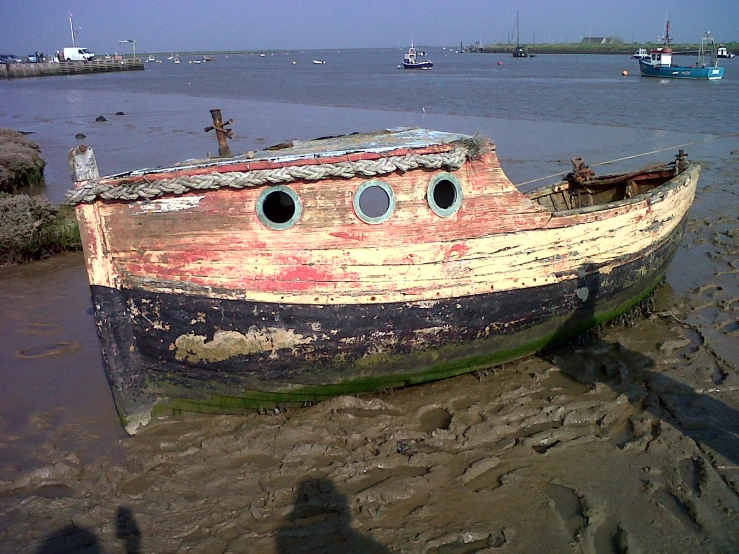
[204,109,234,157]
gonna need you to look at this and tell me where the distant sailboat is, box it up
[512,12,529,58]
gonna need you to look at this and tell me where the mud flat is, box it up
[1,271,738,553]
[0,97,737,552]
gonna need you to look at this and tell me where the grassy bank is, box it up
[0,128,82,265]
[467,41,738,56]
[0,128,45,193]
[0,194,81,265]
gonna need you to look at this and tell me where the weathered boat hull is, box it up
[91,221,685,433]
[69,130,699,434]
[638,60,724,80]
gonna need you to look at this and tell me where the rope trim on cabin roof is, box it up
[65,140,485,205]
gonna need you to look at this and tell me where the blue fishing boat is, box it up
[639,21,724,80]
[400,42,433,70]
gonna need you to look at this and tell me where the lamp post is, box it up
[117,39,136,59]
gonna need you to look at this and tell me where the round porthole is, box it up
[256,186,302,230]
[353,180,396,224]
[427,173,463,217]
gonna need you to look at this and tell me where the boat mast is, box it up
[699,31,718,68]
[663,19,671,47]
[69,12,76,46]
[515,11,521,47]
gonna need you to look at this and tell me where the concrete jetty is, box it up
[1,58,144,79]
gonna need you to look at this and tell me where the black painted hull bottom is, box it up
[91,223,685,433]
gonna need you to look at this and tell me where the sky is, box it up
[1,0,737,55]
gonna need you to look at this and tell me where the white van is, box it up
[63,47,95,61]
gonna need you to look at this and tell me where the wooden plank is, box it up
[83,150,697,305]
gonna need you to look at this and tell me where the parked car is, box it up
[0,54,23,63]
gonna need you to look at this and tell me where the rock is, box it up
[75,133,86,139]
[95,116,107,122]
[115,111,125,115]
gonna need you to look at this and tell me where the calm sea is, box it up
[7,50,739,131]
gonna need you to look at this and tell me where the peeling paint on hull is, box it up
[71,130,699,434]
[91,221,685,434]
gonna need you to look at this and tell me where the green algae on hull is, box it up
[146,271,666,420]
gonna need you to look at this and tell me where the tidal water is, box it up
[0,49,737,463]
[9,49,739,133]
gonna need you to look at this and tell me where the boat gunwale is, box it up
[93,136,482,186]
[527,162,698,217]
[66,134,492,206]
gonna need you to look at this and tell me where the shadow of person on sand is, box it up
[36,525,102,554]
[540,263,739,466]
[276,478,389,554]
[115,506,141,554]
[35,505,141,554]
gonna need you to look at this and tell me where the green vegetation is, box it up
[468,41,738,56]
[151,275,664,418]
[0,128,45,194]
[0,128,82,265]
[0,194,81,265]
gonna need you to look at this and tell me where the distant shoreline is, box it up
[465,42,738,56]
[134,42,737,58]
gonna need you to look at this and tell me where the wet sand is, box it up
[0,98,738,552]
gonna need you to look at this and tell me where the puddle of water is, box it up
[427,536,494,554]
[531,370,591,400]
[652,489,701,533]
[466,468,504,492]
[593,519,622,554]
[31,484,75,499]
[0,253,127,472]
[15,341,83,359]
[611,422,634,449]
[224,454,278,471]
[18,323,64,335]
[515,421,562,439]
[335,407,401,418]
[452,397,475,411]
[678,458,701,496]
[419,408,452,432]
[544,482,585,538]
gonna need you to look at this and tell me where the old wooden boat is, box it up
[67,126,699,434]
